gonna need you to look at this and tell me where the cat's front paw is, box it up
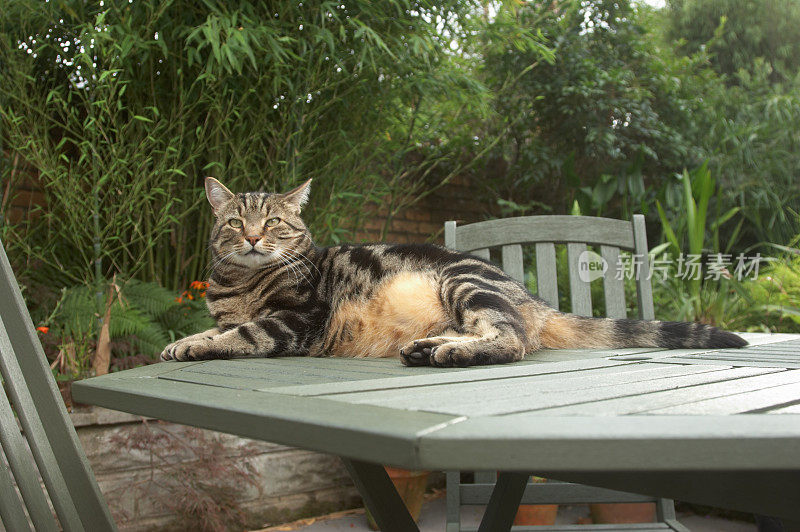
[160,338,216,361]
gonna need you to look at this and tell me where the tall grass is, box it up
[1,0,545,293]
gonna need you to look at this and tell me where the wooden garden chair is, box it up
[0,239,116,531]
[443,214,687,531]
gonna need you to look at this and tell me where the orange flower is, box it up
[190,280,209,290]
[36,326,49,334]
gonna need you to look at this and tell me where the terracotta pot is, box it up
[512,476,558,526]
[590,502,656,524]
[513,503,559,526]
[366,467,429,530]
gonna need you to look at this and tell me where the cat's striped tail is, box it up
[539,313,748,350]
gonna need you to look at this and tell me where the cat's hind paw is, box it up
[400,336,464,367]
[399,341,433,366]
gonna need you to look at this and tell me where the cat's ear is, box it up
[205,177,234,214]
[282,178,312,212]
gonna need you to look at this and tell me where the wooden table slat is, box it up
[72,375,459,468]
[160,359,447,390]
[536,367,792,416]
[266,357,643,396]
[644,380,800,415]
[415,413,800,471]
[343,366,788,417]
[320,363,727,410]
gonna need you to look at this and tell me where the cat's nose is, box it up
[245,235,260,246]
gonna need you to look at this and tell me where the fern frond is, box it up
[126,323,170,357]
[120,279,179,318]
[159,304,215,338]
[55,285,100,338]
[108,305,150,338]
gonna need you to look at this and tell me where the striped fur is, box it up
[160,179,747,367]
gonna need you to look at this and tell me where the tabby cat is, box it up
[160,178,747,366]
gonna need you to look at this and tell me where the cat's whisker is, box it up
[274,252,300,288]
[270,246,313,279]
[278,257,306,291]
[281,247,321,278]
[202,250,238,278]
[276,250,310,288]
[281,250,312,288]
[270,249,298,283]
[279,247,319,280]
[281,255,314,282]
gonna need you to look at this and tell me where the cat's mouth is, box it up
[231,247,280,268]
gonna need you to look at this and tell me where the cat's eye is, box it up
[228,219,243,228]
[266,217,281,227]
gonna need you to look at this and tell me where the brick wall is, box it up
[1,154,44,224]
[2,167,496,244]
[354,173,495,245]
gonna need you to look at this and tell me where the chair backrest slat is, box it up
[534,243,559,310]
[0,452,33,531]
[472,248,490,260]
[500,245,524,283]
[0,241,116,531]
[453,215,635,250]
[446,215,655,319]
[632,214,655,320]
[600,246,627,319]
[567,243,592,317]
[0,365,59,531]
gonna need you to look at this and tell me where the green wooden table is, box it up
[73,333,800,530]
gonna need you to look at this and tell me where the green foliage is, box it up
[478,0,714,216]
[3,0,799,346]
[1,0,543,293]
[44,279,212,378]
[652,249,800,333]
[743,252,800,333]
[664,0,800,246]
[656,162,741,255]
[653,162,742,321]
[701,71,800,245]
[666,0,800,83]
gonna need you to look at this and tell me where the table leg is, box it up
[477,471,530,532]
[342,459,419,532]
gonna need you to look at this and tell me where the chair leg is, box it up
[342,459,419,532]
[477,471,530,532]
[656,498,676,521]
[446,471,461,532]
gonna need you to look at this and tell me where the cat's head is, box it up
[205,177,312,269]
